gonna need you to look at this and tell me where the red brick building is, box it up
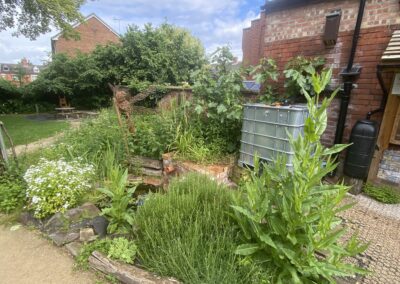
[51,13,120,57]
[243,0,400,184]
[0,58,43,86]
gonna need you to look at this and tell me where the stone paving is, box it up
[340,194,400,284]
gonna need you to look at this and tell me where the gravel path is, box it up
[340,194,400,284]
[0,224,100,284]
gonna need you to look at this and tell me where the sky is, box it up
[0,0,264,65]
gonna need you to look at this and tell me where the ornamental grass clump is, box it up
[24,158,95,218]
[232,70,368,283]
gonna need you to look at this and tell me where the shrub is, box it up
[24,158,95,218]
[232,70,368,283]
[58,109,127,168]
[363,183,400,204]
[129,114,175,159]
[76,237,137,269]
[134,173,266,284]
[98,161,136,234]
[107,237,137,264]
[0,172,26,213]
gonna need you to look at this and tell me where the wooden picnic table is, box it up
[55,107,76,119]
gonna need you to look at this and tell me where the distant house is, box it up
[51,13,120,57]
[0,58,43,86]
[242,0,400,184]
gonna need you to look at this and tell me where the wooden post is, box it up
[113,98,130,156]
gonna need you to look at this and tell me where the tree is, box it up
[121,23,205,85]
[14,63,27,86]
[0,0,84,40]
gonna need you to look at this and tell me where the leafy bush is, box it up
[134,173,266,284]
[107,237,137,264]
[0,172,26,213]
[76,237,137,269]
[59,109,127,167]
[363,183,400,204]
[232,70,368,283]
[98,152,136,234]
[24,158,95,218]
[250,58,279,103]
[284,56,326,100]
[129,114,175,159]
[76,239,111,269]
[178,46,244,157]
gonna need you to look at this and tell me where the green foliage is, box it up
[284,56,326,100]
[76,237,137,269]
[76,239,111,270]
[363,183,400,204]
[188,46,244,155]
[59,109,126,167]
[134,173,266,284]
[98,154,136,234]
[250,58,279,103]
[24,158,95,218]
[0,171,26,213]
[107,237,137,264]
[0,0,84,40]
[232,69,368,283]
[129,114,175,159]
[28,53,111,109]
[121,23,205,84]
[29,23,204,109]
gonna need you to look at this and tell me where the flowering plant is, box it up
[24,158,95,218]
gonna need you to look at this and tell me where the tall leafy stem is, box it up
[231,69,368,283]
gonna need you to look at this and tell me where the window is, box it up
[33,66,40,73]
[3,65,9,72]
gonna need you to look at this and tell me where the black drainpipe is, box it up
[334,0,367,145]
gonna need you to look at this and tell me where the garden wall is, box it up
[243,0,400,145]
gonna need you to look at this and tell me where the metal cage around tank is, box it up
[238,104,309,171]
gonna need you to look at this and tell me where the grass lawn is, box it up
[0,114,70,147]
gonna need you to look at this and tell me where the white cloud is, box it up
[0,0,261,64]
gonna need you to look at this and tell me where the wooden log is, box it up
[89,251,179,284]
[129,156,163,170]
[142,168,163,177]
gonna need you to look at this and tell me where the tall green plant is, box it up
[98,153,136,234]
[250,58,279,103]
[232,69,368,283]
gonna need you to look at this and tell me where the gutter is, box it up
[333,0,367,145]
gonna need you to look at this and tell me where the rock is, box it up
[43,212,69,234]
[92,216,109,237]
[49,232,79,246]
[19,211,41,228]
[69,218,93,232]
[65,241,83,258]
[80,227,95,242]
[66,202,100,222]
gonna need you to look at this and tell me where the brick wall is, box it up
[53,17,120,56]
[242,13,266,66]
[243,0,400,145]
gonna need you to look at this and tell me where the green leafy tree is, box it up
[284,56,326,100]
[0,0,84,40]
[121,23,205,84]
[250,58,279,103]
[232,69,368,283]
[190,46,244,153]
[14,63,27,87]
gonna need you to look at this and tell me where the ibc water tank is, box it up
[344,120,379,179]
